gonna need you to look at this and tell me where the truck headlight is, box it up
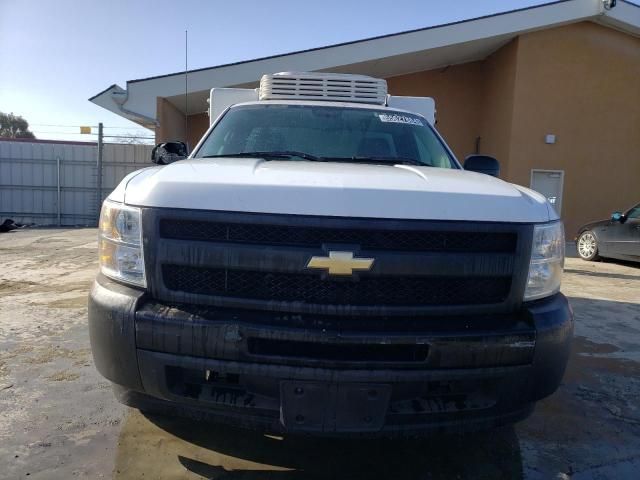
[98,200,146,287]
[524,221,564,301]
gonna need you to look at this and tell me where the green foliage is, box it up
[0,112,36,139]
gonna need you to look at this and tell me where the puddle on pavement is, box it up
[569,336,640,379]
[515,334,640,476]
[113,410,523,479]
[573,337,620,355]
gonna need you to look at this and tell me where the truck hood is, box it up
[113,158,554,223]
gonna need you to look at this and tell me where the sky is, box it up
[1,0,635,142]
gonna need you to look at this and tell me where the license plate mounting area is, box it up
[280,381,391,433]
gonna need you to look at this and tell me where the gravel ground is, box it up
[1,228,639,479]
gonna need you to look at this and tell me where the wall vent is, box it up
[259,72,388,105]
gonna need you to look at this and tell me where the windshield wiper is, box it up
[202,151,320,161]
[201,152,424,166]
[322,156,425,166]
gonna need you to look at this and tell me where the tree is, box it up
[0,112,36,139]
[113,131,154,145]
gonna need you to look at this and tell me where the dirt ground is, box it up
[1,228,639,479]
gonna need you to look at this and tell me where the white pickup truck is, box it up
[89,72,572,436]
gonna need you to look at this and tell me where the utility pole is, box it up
[96,122,103,225]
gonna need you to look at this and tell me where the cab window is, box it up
[195,104,457,169]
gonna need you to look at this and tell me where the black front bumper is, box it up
[88,274,573,436]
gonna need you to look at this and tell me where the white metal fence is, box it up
[0,140,152,226]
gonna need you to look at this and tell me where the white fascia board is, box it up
[90,85,125,115]
[600,1,640,37]
[92,0,603,123]
[89,84,157,129]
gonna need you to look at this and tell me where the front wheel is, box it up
[577,231,600,261]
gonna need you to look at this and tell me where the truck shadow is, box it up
[114,411,523,479]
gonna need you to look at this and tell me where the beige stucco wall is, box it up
[155,98,185,144]
[386,40,519,172]
[478,39,519,179]
[507,21,640,235]
[155,99,209,152]
[186,113,209,150]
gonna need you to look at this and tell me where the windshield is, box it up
[194,103,458,168]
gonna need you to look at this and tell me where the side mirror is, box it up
[151,141,188,165]
[463,155,500,177]
[611,211,625,222]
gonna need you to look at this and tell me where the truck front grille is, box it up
[159,219,517,253]
[162,265,511,307]
[145,209,531,316]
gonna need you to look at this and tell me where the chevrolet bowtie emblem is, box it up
[306,251,375,276]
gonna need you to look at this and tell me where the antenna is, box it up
[184,29,188,147]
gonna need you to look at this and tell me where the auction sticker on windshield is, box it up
[378,113,424,126]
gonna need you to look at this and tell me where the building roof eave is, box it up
[88,84,157,130]
[597,0,640,37]
[90,0,640,124]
